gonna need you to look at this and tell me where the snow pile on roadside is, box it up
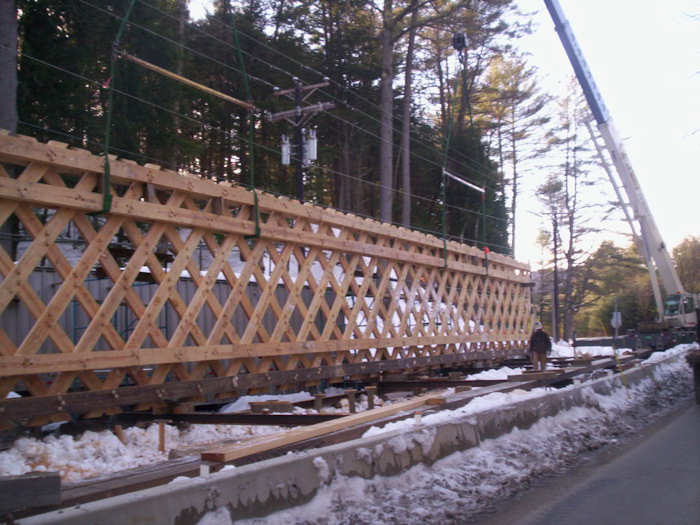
[550,339,628,358]
[223,344,695,525]
[220,392,314,413]
[464,366,525,380]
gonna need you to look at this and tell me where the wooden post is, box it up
[345,389,356,413]
[366,386,377,410]
[314,393,324,411]
[158,421,166,453]
[113,424,126,445]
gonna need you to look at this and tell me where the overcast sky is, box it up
[515,0,699,265]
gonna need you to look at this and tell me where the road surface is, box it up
[476,400,700,525]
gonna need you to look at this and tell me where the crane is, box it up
[543,0,698,334]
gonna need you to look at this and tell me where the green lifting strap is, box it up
[101,0,138,215]
[440,112,455,270]
[230,21,260,240]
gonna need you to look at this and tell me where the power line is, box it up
[69,0,505,199]
[76,0,277,92]
[17,119,509,251]
[9,39,509,244]
[133,0,502,191]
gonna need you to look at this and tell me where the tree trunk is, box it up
[400,8,418,228]
[338,124,352,212]
[456,61,468,135]
[510,107,517,255]
[0,0,18,133]
[435,41,447,134]
[0,1,18,262]
[378,0,394,224]
[552,212,560,342]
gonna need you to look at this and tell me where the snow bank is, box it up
[216,344,695,525]
[550,339,630,358]
[464,365,525,380]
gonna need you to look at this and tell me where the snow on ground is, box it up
[0,345,693,485]
[464,366,525,380]
[210,343,696,525]
[551,339,625,358]
[0,419,285,482]
[219,393,315,413]
[0,390,389,481]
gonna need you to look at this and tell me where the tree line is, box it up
[2,1,694,337]
[0,0,552,254]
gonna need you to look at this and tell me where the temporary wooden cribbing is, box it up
[0,132,533,422]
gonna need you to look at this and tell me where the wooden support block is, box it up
[171,402,195,414]
[424,397,446,406]
[508,371,561,382]
[212,196,224,215]
[146,182,157,203]
[249,400,294,413]
[313,394,324,411]
[158,421,166,453]
[455,385,472,393]
[345,389,356,414]
[113,424,126,445]
[0,472,61,513]
[366,386,376,410]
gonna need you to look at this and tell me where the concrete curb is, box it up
[19,351,689,525]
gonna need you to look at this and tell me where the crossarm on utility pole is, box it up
[266,103,335,124]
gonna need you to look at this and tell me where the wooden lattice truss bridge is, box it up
[0,132,534,427]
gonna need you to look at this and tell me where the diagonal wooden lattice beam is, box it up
[0,134,534,419]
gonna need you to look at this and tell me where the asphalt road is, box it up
[476,400,700,525]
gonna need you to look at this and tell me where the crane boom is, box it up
[543,0,687,324]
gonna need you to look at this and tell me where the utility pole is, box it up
[267,78,334,202]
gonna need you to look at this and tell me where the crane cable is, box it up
[231,21,260,240]
[101,0,138,215]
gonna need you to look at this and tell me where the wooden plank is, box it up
[0,471,61,513]
[508,371,561,381]
[113,412,349,425]
[201,391,451,463]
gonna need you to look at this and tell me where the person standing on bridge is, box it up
[529,321,551,371]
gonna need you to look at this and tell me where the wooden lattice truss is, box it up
[0,132,533,421]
